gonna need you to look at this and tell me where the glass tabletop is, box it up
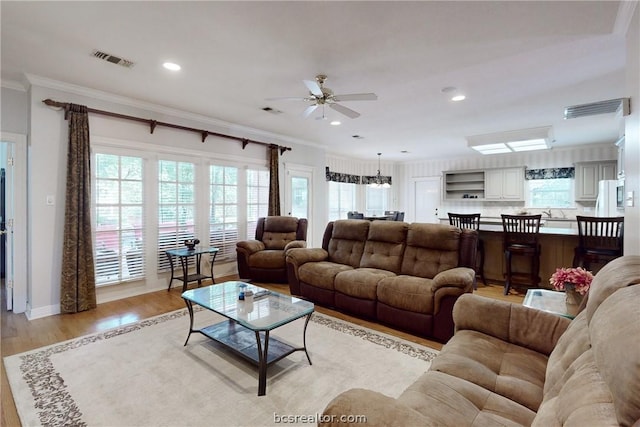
[166,247,219,257]
[182,281,314,331]
[523,288,575,319]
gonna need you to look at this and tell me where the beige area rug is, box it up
[4,308,438,426]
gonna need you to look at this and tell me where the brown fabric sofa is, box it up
[286,219,478,342]
[235,216,307,283]
[321,255,640,426]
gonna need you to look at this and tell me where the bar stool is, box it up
[573,216,624,273]
[501,214,542,295]
[448,212,486,288]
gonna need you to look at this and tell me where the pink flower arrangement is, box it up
[549,267,594,296]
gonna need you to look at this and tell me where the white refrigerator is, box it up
[595,180,619,217]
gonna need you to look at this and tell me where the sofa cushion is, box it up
[327,220,370,267]
[430,329,548,412]
[400,224,461,279]
[248,250,286,269]
[399,371,536,426]
[377,275,435,314]
[298,261,353,291]
[359,221,408,273]
[335,268,397,300]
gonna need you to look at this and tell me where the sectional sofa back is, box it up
[400,223,464,279]
[360,221,409,273]
[324,220,370,267]
[535,256,640,427]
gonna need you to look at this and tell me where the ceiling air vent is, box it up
[92,50,135,68]
[564,98,630,119]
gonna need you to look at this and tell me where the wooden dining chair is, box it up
[448,213,486,288]
[573,216,624,273]
[501,214,542,295]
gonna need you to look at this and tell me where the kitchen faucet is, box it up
[542,209,552,218]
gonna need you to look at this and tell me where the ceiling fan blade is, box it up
[302,104,318,118]
[330,103,360,119]
[265,96,309,101]
[332,93,378,102]
[303,79,324,97]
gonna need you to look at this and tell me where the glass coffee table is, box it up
[523,289,577,319]
[181,281,314,396]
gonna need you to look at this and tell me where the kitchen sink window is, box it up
[525,168,575,208]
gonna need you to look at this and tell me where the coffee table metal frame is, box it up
[182,281,313,396]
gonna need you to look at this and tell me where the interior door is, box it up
[284,164,313,246]
[411,177,442,223]
[2,147,14,310]
[1,133,27,313]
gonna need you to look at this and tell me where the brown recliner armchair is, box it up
[236,216,308,283]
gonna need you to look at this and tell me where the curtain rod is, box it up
[42,98,291,155]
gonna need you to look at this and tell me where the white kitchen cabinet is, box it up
[575,161,617,201]
[484,167,524,200]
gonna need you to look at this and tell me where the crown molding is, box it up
[1,79,28,92]
[613,0,638,35]
[24,73,317,149]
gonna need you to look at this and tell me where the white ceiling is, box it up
[1,1,632,161]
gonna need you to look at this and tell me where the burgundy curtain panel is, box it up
[268,145,281,216]
[60,104,97,313]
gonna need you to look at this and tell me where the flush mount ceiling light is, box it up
[163,62,181,71]
[369,153,391,188]
[467,126,552,155]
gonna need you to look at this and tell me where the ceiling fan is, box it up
[266,74,377,119]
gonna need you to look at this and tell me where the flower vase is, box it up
[565,288,583,317]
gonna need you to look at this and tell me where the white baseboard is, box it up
[26,304,61,320]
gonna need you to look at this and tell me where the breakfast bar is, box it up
[477,225,578,288]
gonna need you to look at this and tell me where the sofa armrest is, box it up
[284,240,306,252]
[285,247,329,266]
[286,247,330,295]
[235,240,265,255]
[320,388,428,427]
[432,267,475,291]
[453,294,570,356]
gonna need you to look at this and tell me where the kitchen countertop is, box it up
[478,224,577,236]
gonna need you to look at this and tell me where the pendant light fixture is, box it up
[369,153,391,188]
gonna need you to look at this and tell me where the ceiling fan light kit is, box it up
[268,74,377,120]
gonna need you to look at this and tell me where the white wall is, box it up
[0,86,28,134]
[623,6,639,255]
[24,79,326,318]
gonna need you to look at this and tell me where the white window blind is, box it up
[157,160,197,272]
[93,153,145,285]
[246,168,269,239]
[209,165,239,260]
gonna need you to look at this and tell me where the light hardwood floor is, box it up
[1,277,523,426]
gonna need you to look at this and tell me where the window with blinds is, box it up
[328,181,356,221]
[246,169,270,240]
[209,165,239,261]
[157,160,197,272]
[93,153,145,285]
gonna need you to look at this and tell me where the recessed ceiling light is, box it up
[163,62,181,71]
[330,120,341,126]
[451,95,466,102]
